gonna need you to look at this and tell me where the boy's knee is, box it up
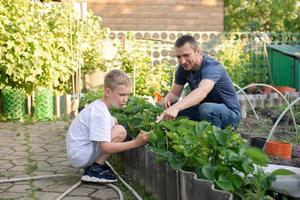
[114,125,127,141]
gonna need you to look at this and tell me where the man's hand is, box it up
[134,131,149,147]
[159,96,172,108]
[156,104,180,123]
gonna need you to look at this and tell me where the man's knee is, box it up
[198,103,215,119]
[112,125,127,141]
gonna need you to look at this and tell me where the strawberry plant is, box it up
[111,96,163,138]
[150,119,294,199]
[113,96,294,199]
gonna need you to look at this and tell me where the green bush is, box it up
[215,40,251,87]
[111,36,173,96]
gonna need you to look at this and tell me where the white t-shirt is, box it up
[66,100,115,168]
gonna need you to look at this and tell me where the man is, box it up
[157,35,240,129]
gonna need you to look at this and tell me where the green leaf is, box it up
[195,121,210,134]
[215,174,234,191]
[270,169,296,176]
[172,145,185,153]
[169,156,186,170]
[246,147,268,166]
[213,127,227,146]
[202,165,216,180]
[229,174,243,188]
[242,160,255,174]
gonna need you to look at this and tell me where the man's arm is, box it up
[174,79,214,111]
[161,83,184,108]
[157,79,214,121]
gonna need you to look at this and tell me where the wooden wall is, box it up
[86,0,224,31]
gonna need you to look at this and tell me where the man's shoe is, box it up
[81,163,117,183]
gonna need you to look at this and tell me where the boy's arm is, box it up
[99,131,148,154]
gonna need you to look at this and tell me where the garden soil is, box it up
[236,107,300,167]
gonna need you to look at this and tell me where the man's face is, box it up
[174,43,201,71]
[107,84,131,108]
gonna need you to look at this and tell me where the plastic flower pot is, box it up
[265,141,292,160]
[250,136,267,150]
[274,86,296,94]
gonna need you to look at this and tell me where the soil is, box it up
[236,106,300,167]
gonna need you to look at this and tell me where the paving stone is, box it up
[0,121,123,199]
[36,160,51,168]
[35,191,61,199]
[9,166,27,173]
[31,155,50,161]
[0,192,28,199]
[69,186,96,196]
[0,182,13,190]
[6,184,31,193]
[64,197,91,200]
[11,151,28,157]
[11,159,27,166]
[47,157,67,163]
[90,187,119,199]
[0,162,14,169]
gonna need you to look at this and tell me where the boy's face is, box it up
[106,84,131,108]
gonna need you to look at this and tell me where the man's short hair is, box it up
[104,69,131,90]
[175,35,198,50]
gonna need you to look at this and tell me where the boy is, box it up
[66,69,149,183]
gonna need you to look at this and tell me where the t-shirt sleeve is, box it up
[89,111,112,142]
[175,65,187,85]
[202,63,222,83]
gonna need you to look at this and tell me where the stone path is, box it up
[0,121,119,200]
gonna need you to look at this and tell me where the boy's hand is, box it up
[134,131,148,147]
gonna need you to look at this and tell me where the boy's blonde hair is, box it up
[104,69,131,90]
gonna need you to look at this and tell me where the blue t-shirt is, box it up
[175,54,241,117]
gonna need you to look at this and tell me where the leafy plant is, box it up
[111,96,163,138]
[215,40,251,87]
[80,12,109,75]
[110,35,173,96]
[0,0,108,94]
[114,96,295,199]
[225,0,300,32]
[0,0,76,93]
[79,88,103,111]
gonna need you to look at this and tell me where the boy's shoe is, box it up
[81,163,117,183]
[92,162,111,171]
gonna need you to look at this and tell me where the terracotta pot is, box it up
[246,85,259,94]
[265,141,292,160]
[260,86,273,94]
[274,86,296,94]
